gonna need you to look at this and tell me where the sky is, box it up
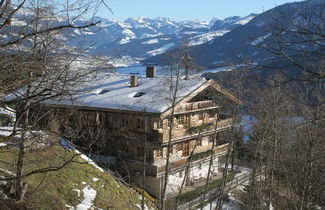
[98,0,304,21]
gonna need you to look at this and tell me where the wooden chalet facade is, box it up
[32,66,243,199]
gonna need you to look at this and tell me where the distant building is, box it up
[27,66,243,199]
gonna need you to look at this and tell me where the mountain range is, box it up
[2,0,324,69]
[145,0,325,68]
[68,14,257,61]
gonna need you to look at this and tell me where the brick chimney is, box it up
[146,64,157,78]
[130,73,138,87]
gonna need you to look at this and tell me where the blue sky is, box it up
[98,0,303,21]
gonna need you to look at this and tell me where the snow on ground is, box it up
[200,166,251,210]
[0,107,15,117]
[0,142,8,147]
[204,66,236,73]
[75,185,97,210]
[11,19,27,26]
[250,33,271,46]
[241,115,258,142]
[189,30,230,46]
[116,65,170,77]
[146,42,175,56]
[80,154,104,172]
[119,38,131,44]
[106,56,141,68]
[115,65,148,76]
[73,189,81,197]
[0,126,49,148]
[205,63,258,73]
[233,166,252,179]
[0,168,15,176]
[92,177,99,182]
[136,203,150,210]
[235,14,256,25]
[200,196,241,210]
[141,39,159,44]
[60,138,105,173]
[0,127,15,137]
[140,32,163,39]
[65,204,74,209]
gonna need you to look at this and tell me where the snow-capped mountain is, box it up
[1,8,258,64]
[66,14,257,60]
[211,14,257,31]
[145,0,325,68]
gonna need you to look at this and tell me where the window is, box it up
[179,116,184,125]
[175,115,180,124]
[83,112,93,120]
[184,115,190,128]
[146,151,153,162]
[121,143,128,153]
[105,113,113,128]
[186,104,193,111]
[196,139,202,147]
[96,112,104,125]
[137,118,145,130]
[176,143,182,152]
[156,121,162,129]
[180,141,190,157]
[121,117,129,127]
[184,142,190,156]
[208,110,216,118]
[208,135,214,143]
[156,148,163,158]
[198,113,204,120]
[137,146,144,158]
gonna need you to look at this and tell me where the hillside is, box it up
[144,0,325,68]
[0,142,155,209]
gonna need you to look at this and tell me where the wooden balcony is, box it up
[123,143,230,178]
[153,117,235,143]
[156,143,230,175]
[213,143,230,155]
[175,100,219,115]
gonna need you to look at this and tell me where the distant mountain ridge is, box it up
[1,9,258,64]
[144,0,325,68]
[70,14,258,60]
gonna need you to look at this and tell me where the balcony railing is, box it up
[156,143,230,174]
[185,101,214,111]
[175,101,219,115]
[152,118,235,142]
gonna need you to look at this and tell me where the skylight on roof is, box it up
[133,92,146,97]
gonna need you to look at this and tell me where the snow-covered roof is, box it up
[47,73,207,113]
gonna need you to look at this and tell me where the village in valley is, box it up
[0,0,324,209]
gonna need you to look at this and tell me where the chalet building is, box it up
[24,65,243,199]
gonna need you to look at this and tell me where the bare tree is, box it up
[239,4,325,208]
[0,0,111,202]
